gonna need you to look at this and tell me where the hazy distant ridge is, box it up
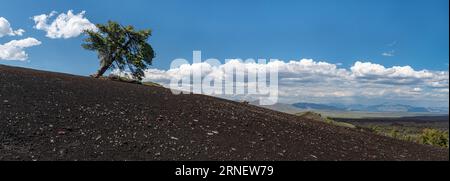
[291,102,449,113]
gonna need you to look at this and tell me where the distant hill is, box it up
[290,102,449,113]
[292,103,344,111]
[251,101,302,114]
[365,103,429,113]
[427,107,450,113]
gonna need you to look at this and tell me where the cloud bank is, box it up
[33,10,97,39]
[127,59,449,107]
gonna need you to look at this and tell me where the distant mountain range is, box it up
[252,101,449,114]
[292,103,344,111]
[291,102,449,113]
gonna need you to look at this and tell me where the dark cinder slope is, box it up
[0,65,448,161]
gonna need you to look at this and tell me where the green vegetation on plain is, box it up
[297,111,449,148]
[366,125,448,148]
[420,128,449,148]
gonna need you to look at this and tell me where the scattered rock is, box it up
[95,135,102,141]
[59,149,67,156]
[156,115,164,121]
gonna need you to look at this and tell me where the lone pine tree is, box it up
[82,21,155,80]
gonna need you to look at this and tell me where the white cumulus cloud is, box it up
[0,17,24,37]
[116,59,448,107]
[0,38,42,61]
[350,61,434,79]
[33,10,97,39]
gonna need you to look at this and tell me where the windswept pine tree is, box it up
[82,21,155,80]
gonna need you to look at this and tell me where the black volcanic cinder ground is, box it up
[0,65,448,161]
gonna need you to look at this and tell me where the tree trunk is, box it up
[92,53,112,78]
[92,64,110,78]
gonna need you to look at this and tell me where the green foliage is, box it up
[325,118,356,129]
[420,128,449,148]
[297,112,356,129]
[389,128,401,139]
[368,125,381,133]
[142,81,163,87]
[367,125,449,148]
[82,21,155,80]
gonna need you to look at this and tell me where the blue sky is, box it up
[0,0,449,107]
